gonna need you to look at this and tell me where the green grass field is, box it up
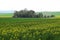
[0,18,60,40]
[0,13,13,17]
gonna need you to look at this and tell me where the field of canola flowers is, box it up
[0,18,60,40]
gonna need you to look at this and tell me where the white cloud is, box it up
[0,0,60,12]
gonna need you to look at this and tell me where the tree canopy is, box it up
[13,9,55,18]
[13,9,43,18]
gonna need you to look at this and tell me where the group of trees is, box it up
[13,9,43,18]
[13,9,55,18]
[43,15,55,18]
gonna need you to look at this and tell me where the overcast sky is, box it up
[0,0,60,12]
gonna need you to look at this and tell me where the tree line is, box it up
[13,9,55,18]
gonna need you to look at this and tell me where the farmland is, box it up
[0,13,13,17]
[0,18,60,40]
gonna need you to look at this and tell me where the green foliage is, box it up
[0,18,60,40]
[13,9,44,18]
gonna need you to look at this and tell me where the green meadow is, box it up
[0,13,13,17]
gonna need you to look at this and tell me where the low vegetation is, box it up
[0,18,60,40]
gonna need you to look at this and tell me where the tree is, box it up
[44,15,47,18]
[27,10,35,18]
[47,16,50,18]
[13,11,18,18]
[13,9,43,18]
[38,13,43,18]
[51,15,55,17]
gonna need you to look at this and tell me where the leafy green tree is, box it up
[51,15,55,17]
[13,9,43,18]
[38,13,43,18]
